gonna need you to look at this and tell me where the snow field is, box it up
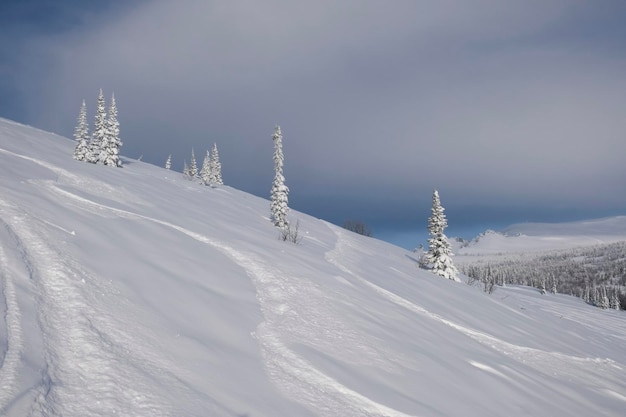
[1,117,625,416]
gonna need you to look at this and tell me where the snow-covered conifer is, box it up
[200,150,211,185]
[98,93,123,167]
[270,125,289,228]
[89,89,107,163]
[183,160,190,178]
[165,154,172,170]
[423,190,459,281]
[612,288,621,310]
[73,99,91,161]
[209,143,223,186]
[600,286,610,309]
[583,285,590,303]
[609,288,618,310]
[189,149,198,178]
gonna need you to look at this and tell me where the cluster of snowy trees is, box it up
[581,285,622,310]
[342,221,372,237]
[459,241,626,309]
[73,89,123,167]
[174,145,224,187]
[420,190,460,281]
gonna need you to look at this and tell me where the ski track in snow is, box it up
[0,213,53,416]
[325,228,625,397]
[0,198,181,417]
[0,224,24,414]
[39,182,415,417]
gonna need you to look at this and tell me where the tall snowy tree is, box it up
[200,150,211,185]
[189,149,198,178]
[72,99,91,161]
[600,286,610,309]
[270,125,289,228]
[98,93,123,167]
[89,89,107,163]
[423,190,459,281]
[612,288,621,310]
[209,143,223,186]
[165,154,172,170]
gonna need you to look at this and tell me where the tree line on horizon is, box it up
[171,145,224,188]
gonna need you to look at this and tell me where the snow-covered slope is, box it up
[1,117,625,417]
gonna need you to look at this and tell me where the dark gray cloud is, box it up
[4,0,626,247]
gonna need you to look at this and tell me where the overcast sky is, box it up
[1,0,625,248]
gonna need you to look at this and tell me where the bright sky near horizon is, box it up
[1,0,625,248]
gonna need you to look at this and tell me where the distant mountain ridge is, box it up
[455,216,626,256]
[502,216,626,237]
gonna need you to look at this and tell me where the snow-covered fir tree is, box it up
[189,149,198,178]
[423,190,459,281]
[270,125,289,228]
[165,154,172,170]
[200,150,211,185]
[183,160,191,179]
[600,286,610,309]
[89,89,107,163]
[98,93,123,167]
[612,288,621,310]
[72,99,91,161]
[209,143,223,186]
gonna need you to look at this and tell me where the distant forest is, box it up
[458,241,626,310]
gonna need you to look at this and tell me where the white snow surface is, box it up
[0,117,625,416]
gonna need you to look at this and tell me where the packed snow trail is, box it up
[325,228,625,399]
[0,198,186,416]
[0,223,24,413]
[0,213,54,416]
[41,182,416,417]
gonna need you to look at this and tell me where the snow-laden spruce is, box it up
[89,89,107,164]
[270,125,289,228]
[209,143,223,186]
[72,100,91,162]
[200,150,211,185]
[189,149,198,179]
[98,93,123,167]
[165,154,172,170]
[199,144,223,187]
[423,190,459,281]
